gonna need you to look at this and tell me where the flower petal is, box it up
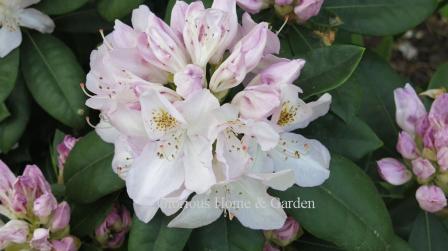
[228,178,287,230]
[126,144,184,206]
[18,8,55,33]
[183,138,216,194]
[0,28,21,58]
[168,193,222,228]
[270,133,330,187]
[133,203,159,223]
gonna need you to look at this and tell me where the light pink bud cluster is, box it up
[377,84,448,213]
[57,135,78,169]
[237,0,324,23]
[95,204,131,249]
[264,217,303,248]
[0,160,79,251]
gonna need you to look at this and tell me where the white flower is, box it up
[126,89,220,207]
[0,0,54,57]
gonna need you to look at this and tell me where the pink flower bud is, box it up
[264,217,303,246]
[33,193,58,218]
[394,84,427,135]
[174,64,205,99]
[275,0,293,5]
[30,228,52,251]
[412,158,436,180]
[50,202,71,232]
[438,147,448,172]
[95,205,132,249]
[434,128,448,150]
[415,185,447,213]
[294,0,324,23]
[52,236,80,251]
[237,0,267,14]
[0,220,29,250]
[57,135,78,168]
[377,158,412,185]
[0,160,15,194]
[396,131,418,159]
[22,165,52,195]
[232,84,281,120]
[210,22,268,92]
[428,94,448,130]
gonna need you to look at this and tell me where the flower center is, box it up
[277,101,298,126]
[151,109,178,133]
[0,4,19,32]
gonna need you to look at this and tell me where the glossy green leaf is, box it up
[297,45,364,99]
[188,218,264,251]
[428,63,448,90]
[303,113,383,160]
[409,212,448,251]
[70,193,118,237]
[36,0,89,15]
[275,155,408,251]
[21,33,86,129]
[330,78,362,124]
[323,0,437,35]
[97,0,145,21]
[279,25,323,58]
[128,214,191,251]
[355,52,404,151]
[129,215,163,251]
[0,103,10,123]
[0,48,19,103]
[0,78,31,153]
[64,131,124,203]
[54,9,113,33]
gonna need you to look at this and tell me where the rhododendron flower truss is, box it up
[86,0,332,230]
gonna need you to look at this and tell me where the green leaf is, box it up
[330,78,362,124]
[70,193,118,237]
[36,0,89,15]
[296,45,364,99]
[0,78,31,153]
[97,0,145,22]
[409,212,448,251]
[279,25,324,58]
[128,214,191,251]
[303,113,383,160]
[188,218,264,251]
[0,103,10,123]
[355,52,404,151]
[0,48,19,103]
[64,131,124,203]
[275,155,404,251]
[54,9,113,33]
[428,62,448,90]
[323,0,438,36]
[21,33,86,129]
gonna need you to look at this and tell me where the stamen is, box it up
[99,29,113,50]
[86,117,96,129]
[80,83,94,98]
[276,16,289,35]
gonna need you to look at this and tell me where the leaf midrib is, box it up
[25,32,79,121]
[319,185,391,249]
